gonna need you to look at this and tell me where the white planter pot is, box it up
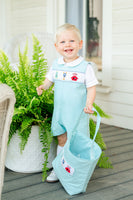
[5,125,57,173]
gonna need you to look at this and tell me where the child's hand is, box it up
[36,85,44,95]
[84,104,94,114]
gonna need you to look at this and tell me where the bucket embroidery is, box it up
[61,156,74,175]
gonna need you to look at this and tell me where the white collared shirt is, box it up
[46,56,98,88]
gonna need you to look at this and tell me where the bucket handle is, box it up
[91,107,101,144]
[69,107,101,144]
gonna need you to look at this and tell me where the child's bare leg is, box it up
[57,132,67,147]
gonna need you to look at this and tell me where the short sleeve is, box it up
[46,68,54,82]
[85,64,99,88]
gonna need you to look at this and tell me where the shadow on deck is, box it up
[2,124,133,200]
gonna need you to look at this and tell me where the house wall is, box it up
[7,0,48,37]
[95,0,133,130]
[0,0,49,48]
[0,0,65,48]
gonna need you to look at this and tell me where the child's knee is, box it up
[57,132,67,146]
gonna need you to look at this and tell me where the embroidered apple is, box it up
[71,73,78,81]
[65,167,71,173]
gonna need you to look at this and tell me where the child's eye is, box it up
[60,41,65,44]
[70,40,74,42]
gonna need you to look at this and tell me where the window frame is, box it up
[83,0,112,90]
[47,0,66,34]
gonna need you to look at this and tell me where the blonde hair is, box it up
[54,23,81,43]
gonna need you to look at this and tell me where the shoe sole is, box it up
[46,179,59,183]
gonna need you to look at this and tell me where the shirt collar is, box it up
[58,56,84,66]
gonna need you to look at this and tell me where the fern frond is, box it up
[32,34,48,87]
[18,126,32,152]
[18,41,29,97]
[0,51,24,101]
[39,123,53,181]
[18,117,33,152]
[19,117,33,134]
[13,106,27,116]
[93,102,111,118]
[29,96,40,108]
[97,152,113,168]
[90,118,106,150]
[0,50,14,77]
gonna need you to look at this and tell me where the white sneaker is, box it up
[46,170,59,183]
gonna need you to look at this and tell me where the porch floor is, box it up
[2,124,133,200]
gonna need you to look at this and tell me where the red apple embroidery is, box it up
[71,75,78,81]
[65,167,71,173]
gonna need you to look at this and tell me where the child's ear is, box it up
[79,40,83,49]
[54,43,58,49]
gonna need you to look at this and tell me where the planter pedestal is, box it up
[5,126,57,173]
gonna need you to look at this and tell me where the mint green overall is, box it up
[51,59,89,139]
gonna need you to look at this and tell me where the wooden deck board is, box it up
[1,124,133,200]
[104,137,133,148]
[4,170,31,182]
[102,129,132,138]
[103,132,133,142]
[2,173,42,193]
[71,181,133,200]
[92,159,133,179]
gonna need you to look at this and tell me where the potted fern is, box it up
[0,35,112,181]
[0,35,57,180]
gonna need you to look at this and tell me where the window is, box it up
[85,0,102,71]
[83,0,112,89]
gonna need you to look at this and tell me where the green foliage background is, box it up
[0,35,112,181]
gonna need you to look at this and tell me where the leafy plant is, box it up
[0,34,54,180]
[0,35,112,181]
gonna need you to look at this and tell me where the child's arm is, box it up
[36,78,53,95]
[84,86,96,114]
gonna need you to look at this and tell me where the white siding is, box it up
[96,0,133,130]
[0,0,65,48]
[7,0,47,38]
[0,0,48,47]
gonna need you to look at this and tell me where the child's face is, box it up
[55,30,83,63]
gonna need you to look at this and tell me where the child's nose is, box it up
[65,41,70,46]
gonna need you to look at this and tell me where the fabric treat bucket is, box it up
[52,108,102,195]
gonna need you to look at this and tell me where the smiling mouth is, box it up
[64,49,73,53]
